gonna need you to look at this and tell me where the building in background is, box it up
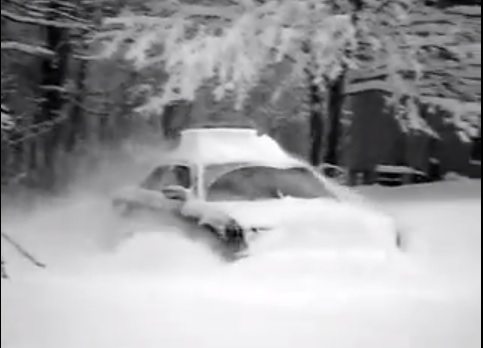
[340,4,481,182]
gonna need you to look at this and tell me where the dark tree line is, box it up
[1,0,152,191]
[1,0,481,193]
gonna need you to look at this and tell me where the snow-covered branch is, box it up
[1,105,15,131]
[1,8,89,29]
[92,0,480,142]
[180,4,242,20]
[1,41,55,57]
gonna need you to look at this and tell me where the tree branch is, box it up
[1,258,8,279]
[180,4,242,20]
[1,232,46,269]
[1,41,55,57]
[1,8,89,29]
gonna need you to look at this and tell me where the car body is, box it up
[112,127,403,259]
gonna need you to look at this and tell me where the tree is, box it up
[1,0,86,187]
[98,0,480,167]
[0,0,117,189]
[2,0,479,190]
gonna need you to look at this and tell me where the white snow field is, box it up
[1,180,481,348]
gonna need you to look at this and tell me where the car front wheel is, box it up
[225,222,248,253]
[203,222,248,260]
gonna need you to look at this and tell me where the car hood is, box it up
[200,197,399,253]
[207,197,395,232]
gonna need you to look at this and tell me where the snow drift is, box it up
[1,147,480,348]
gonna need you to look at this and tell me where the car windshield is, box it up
[205,164,335,202]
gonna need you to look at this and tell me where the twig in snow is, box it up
[1,257,8,279]
[1,232,47,269]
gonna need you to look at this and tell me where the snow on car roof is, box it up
[167,128,305,167]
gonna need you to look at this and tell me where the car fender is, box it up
[181,200,248,256]
[181,199,237,234]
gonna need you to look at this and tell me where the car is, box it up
[112,127,404,260]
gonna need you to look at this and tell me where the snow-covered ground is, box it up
[1,180,481,348]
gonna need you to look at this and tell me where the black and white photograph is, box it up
[1,0,481,347]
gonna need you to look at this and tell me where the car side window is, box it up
[165,165,191,188]
[142,165,192,191]
[142,166,168,190]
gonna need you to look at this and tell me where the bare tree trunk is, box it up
[324,73,345,165]
[162,100,193,140]
[32,1,71,189]
[65,57,87,152]
[307,71,325,166]
[323,0,362,167]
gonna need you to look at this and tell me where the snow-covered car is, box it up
[112,127,403,259]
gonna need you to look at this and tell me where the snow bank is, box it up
[1,181,481,348]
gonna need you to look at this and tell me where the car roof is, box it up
[165,127,306,167]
